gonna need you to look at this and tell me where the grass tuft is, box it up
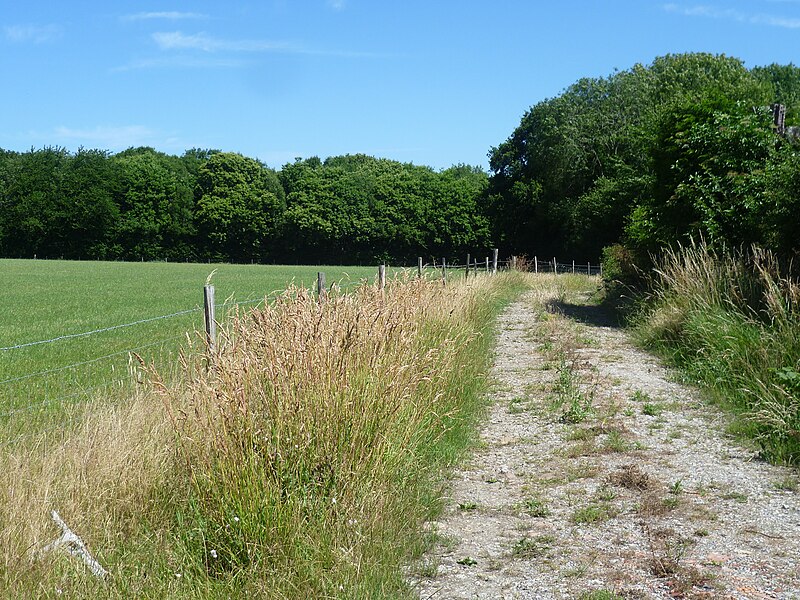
[634,241,800,464]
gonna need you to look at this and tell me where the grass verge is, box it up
[633,242,800,464]
[0,271,527,598]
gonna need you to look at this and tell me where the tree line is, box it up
[486,53,800,272]
[0,149,490,264]
[2,53,799,266]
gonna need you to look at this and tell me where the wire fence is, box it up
[0,294,272,446]
[422,257,601,276]
[1,255,601,447]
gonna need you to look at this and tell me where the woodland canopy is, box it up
[1,53,798,266]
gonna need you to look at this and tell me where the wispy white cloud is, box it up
[112,55,247,72]
[52,125,161,150]
[664,3,800,28]
[3,24,62,44]
[152,31,296,53]
[150,30,393,59]
[753,13,800,27]
[122,11,207,22]
[327,0,346,10]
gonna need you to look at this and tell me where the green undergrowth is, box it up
[632,242,800,464]
[1,271,528,598]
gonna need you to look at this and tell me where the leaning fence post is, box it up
[203,284,216,354]
[378,264,386,290]
[317,271,327,302]
[492,248,498,274]
[418,257,423,279]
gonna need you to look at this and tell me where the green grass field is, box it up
[0,260,399,441]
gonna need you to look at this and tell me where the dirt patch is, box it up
[410,284,800,599]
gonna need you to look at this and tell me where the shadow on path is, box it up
[545,299,621,328]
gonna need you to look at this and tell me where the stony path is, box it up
[411,286,800,599]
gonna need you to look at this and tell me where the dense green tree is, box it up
[764,144,800,255]
[112,147,195,260]
[628,98,775,254]
[751,63,800,125]
[194,152,285,262]
[59,148,120,259]
[1,147,65,257]
[487,53,779,261]
[280,155,489,264]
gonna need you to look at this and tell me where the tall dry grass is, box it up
[636,241,800,463]
[0,272,526,598]
[0,384,175,597]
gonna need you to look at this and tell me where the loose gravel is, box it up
[410,284,800,600]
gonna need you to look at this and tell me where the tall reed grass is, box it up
[635,242,800,464]
[0,272,526,598]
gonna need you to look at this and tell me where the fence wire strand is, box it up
[0,334,186,387]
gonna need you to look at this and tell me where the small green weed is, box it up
[772,476,798,492]
[721,491,748,503]
[572,502,616,524]
[523,497,550,517]
[630,390,652,403]
[511,535,555,558]
[595,486,617,502]
[508,395,527,414]
[603,430,629,453]
[642,402,663,416]
[579,591,623,600]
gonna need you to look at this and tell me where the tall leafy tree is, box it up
[2,147,70,258]
[194,152,285,262]
[112,147,195,260]
[59,147,120,259]
[487,52,776,260]
[628,97,775,254]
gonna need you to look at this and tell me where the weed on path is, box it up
[411,275,800,599]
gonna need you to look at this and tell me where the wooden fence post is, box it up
[203,284,216,354]
[534,256,538,273]
[485,256,489,274]
[442,258,447,284]
[492,248,498,274]
[317,271,327,302]
[378,264,386,290]
[417,256,423,279]
[553,257,557,274]
[511,255,517,271]
[466,253,471,279]
[588,261,591,276]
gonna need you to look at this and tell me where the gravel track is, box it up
[411,285,800,600]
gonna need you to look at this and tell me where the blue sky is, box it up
[1,1,799,170]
